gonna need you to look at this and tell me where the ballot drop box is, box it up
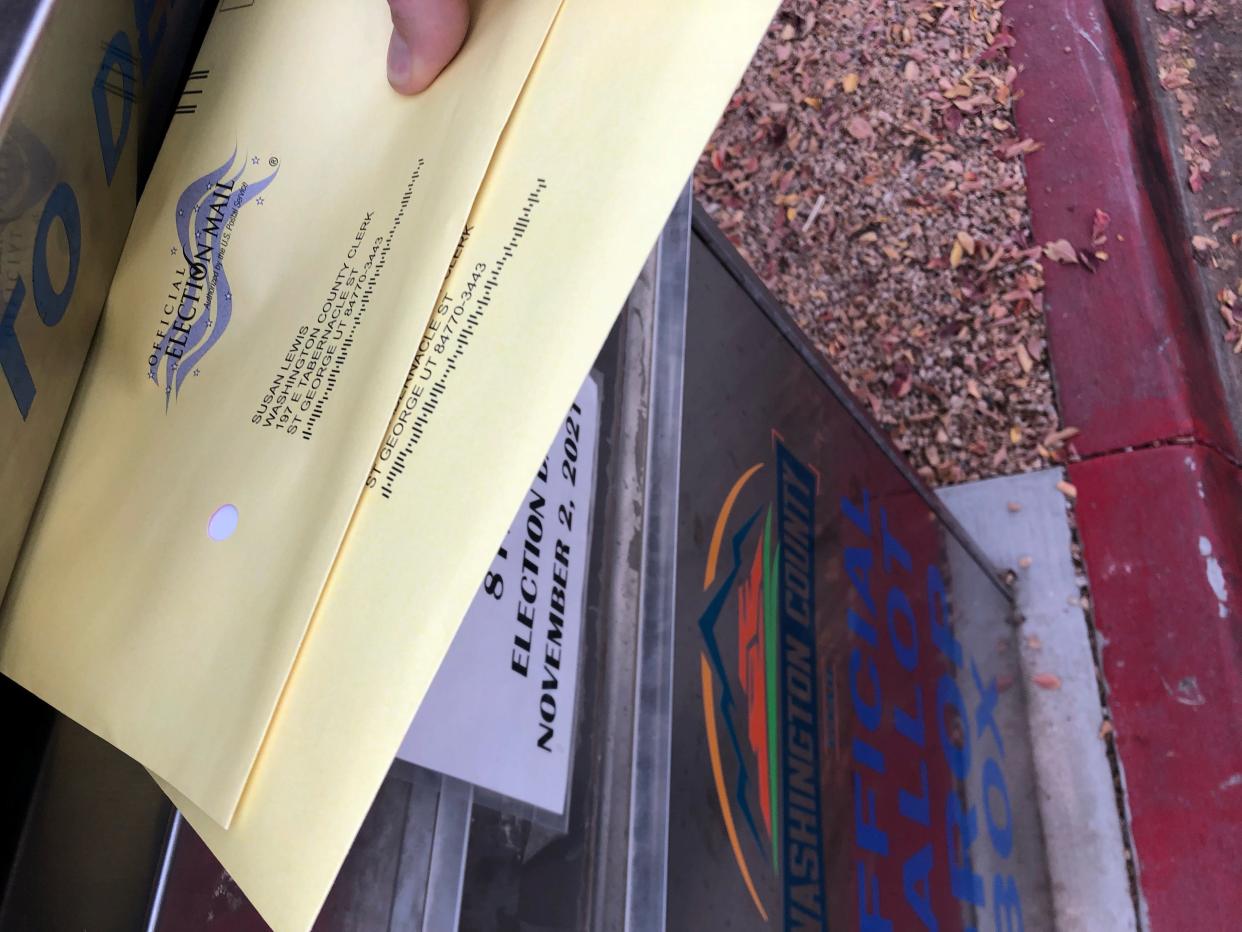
[2,190,1054,932]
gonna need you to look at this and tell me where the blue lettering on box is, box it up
[844,487,1026,929]
[777,441,827,929]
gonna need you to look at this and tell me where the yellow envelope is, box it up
[0,3,201,606]
[0,0,561,829]
[163,0,779,927]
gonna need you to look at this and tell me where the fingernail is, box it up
[387,30,411,88]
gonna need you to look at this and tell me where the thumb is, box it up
[387,0,470,95]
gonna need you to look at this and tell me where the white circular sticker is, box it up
[207,504,239,541]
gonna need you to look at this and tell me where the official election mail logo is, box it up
[696,435,828,929]
[148,149,278,402]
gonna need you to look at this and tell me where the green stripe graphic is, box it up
[763,506,781,872]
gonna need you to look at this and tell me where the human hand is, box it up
[386,0,470,95]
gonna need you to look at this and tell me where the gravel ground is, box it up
[694,0,1061,485]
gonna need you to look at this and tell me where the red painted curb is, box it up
[1008,0,1239,460]
[1071,446,1242,931]
[1008,2,1242,928]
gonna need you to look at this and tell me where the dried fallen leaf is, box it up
[1018,555,1033,569]
[1044,426,1081,447]
[1002,138,1044,158]
[1043,239,1079,265]
[904,60,920,81]
[1091,208,1112,244]
[1007,501,1023,513]
[1099,720,1114,739]
[800,194,826,233]
[1032,673,1062,690]
[1016,342,1034,373]
[1192,234,1220,252]
[1160,65,1191,90]
[950,239,965,268]
[1057,480,1079,500]
[842,72,860,94]
[956,230,976,255]
[845,115,873,140]
[953,93,993,113]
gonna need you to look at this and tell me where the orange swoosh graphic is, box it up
[704,462,764,589]
[701,653,768,921]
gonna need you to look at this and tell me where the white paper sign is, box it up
[396,375,600,814]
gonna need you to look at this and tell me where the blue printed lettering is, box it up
[902,844,938,930]
[983,758,1014,858]
[92,32,135,185]
[946,793,985,906]
[856,860,893,932]
[899,760,931,827]
[886,587,918,670]
[853,770,889,855]
[927,565,962,668]
[853,736,884,773]
[849,607,879,646]
[32,183,82,327]
[936,675,971,781]
[845,546,877,615]
[894,685,925,747]
[1,280,34,418]
[880,507,912,572]
[971,659,1004,757]
[841,489,872,536]
[993,874,1024,932]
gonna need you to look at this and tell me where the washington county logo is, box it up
[147,149,278,403]
[697,437,828,929]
